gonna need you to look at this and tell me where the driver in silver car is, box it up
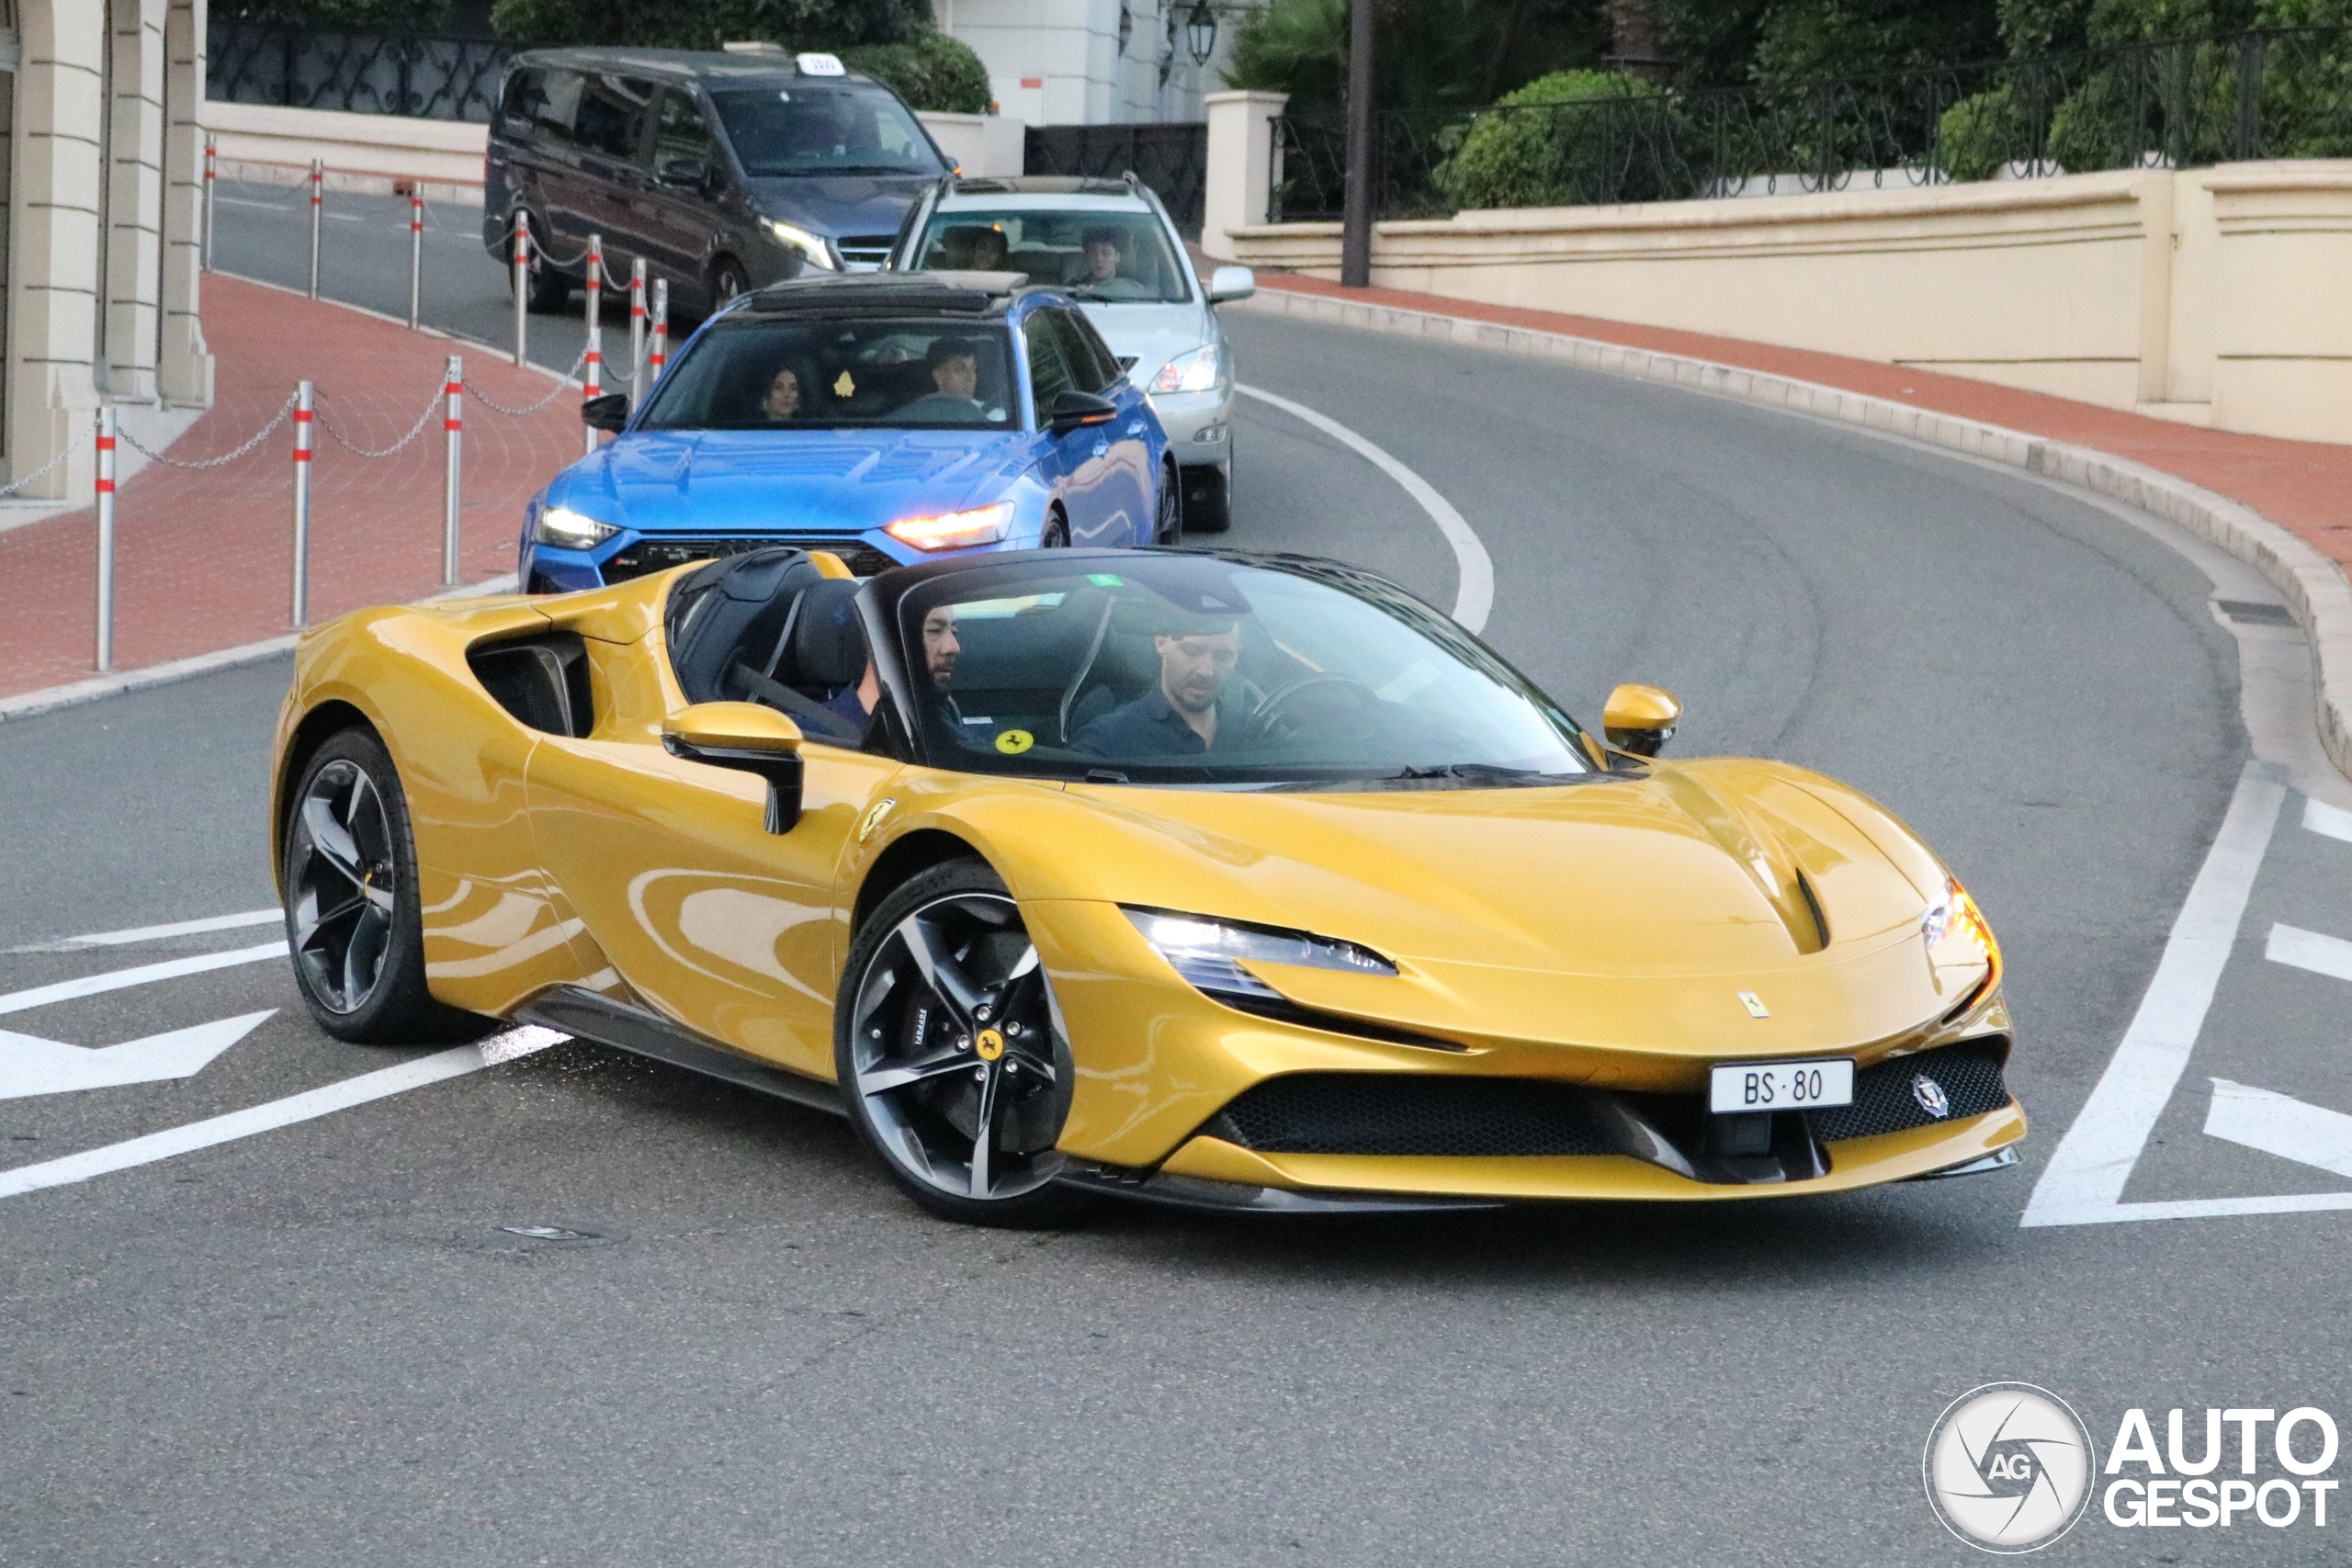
[1073,615,1247,755]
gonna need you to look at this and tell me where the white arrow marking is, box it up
[2267,923,2352,984]
[5,908,281,953]
[0,941,286,1018]
[2205,1079,2352,1181]
[0,1026,566,1201]
[2306,798,2352,844]
[0,1011,276,1100]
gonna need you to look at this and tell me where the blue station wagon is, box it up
[523,273,1177,590]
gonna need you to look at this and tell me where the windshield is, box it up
[710,85,943,176]
[910,209,1192,304]
[894,556,1594,787]
[637,317,1019,431]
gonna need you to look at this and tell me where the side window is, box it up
[654,88,715,177]
[1043,310,1111,395]
[573,73,654,162]
[1064,310,1125,392]
[529,68,583,145]
[499,68,547,136]
[1023,311,1075,425]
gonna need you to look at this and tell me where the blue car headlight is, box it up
[885,501,1014,552]
[535,505,618,550]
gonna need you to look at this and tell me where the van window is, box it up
[499,68,547,136]
[709,84,944,177]
[574,73,655,161]
[654,88,716,176]
[523,68,583,144]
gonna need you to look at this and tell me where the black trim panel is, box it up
[517,985,844,1116]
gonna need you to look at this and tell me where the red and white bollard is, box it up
[582,233,604,456]
[443,355,464,587]
[291,381,315,626]
[628,257,647,410]
[511,209,531,368]
[407,190,424,331]
[650,277,668,389]
[201,133,217,274]
[95,408,118,673]
[307,159,323,300]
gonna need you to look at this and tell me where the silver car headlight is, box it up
[1125,908,1395,1002]
[768,218,838,269]
[534,504,618,550]
[1148,343,1224,395]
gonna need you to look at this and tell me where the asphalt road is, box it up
[4,194,2349,1566]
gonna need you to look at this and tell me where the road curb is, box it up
[1232,283,2352,786]
[0,573,520,725]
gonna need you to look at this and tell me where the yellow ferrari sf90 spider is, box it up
[270,546,2020,1224]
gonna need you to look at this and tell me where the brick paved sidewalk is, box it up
[1251,271,2352,581]
[0,276,582,700]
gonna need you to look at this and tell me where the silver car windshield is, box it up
[894,556,1594,787]
[910,210,1191,304]
[637,318,1018,431]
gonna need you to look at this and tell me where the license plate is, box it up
[1709,1058,1854,1113]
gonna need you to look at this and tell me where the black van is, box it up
[483,46,954,319]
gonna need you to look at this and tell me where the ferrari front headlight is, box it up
[885,501,1013,551]
[1148,343,1223,395]
[534,504,617,550]
[768,218,838,269]
[1922,877,2000,979]
[1126,908,1396,1001]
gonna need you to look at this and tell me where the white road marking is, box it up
[1235,383,1495,633]
[2020,763,2287,1227]
[0,1011,275,1100]
[0,942,288,1017]
[2269,922,2352,984]
[0,1026,567,1201]
[2205,1079,2352,1181]
[2305,797,2352,843]
[7,908,281,953]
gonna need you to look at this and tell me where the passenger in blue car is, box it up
[760,367,804,423]
[1074,615,1247,756]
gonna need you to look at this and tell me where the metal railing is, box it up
[1272,26,2352,221]
[206,20,510,121]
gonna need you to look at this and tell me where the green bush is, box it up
[1433,70,1666,211]
[840,32,990,113]
[1937,85,2029,180]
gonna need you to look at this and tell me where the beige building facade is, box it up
[8,0,212,502]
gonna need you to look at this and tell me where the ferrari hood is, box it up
[546,428,1035,537]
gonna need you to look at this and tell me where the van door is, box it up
[561,72,659,274]
[641,86,728,310]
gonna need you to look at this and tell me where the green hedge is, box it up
[1433,70,1667,211]
[840,32,991,115]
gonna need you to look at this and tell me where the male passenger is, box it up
[1076,226,1151,300]
[1073,617,1247,756]
[823,603,962,736]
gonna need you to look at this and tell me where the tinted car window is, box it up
[653,87,715,175]
[637,317,1017,430]
[575,73,655,161]
[499,67,547,136]
[1022,311,1076,421]
[709,84,943,176]
[912,209,1190,302]
[521,67,583,144]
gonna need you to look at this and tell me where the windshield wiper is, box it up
[1385,763,1579,785]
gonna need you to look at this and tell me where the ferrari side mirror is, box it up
[663,702,805,832]
[1602,683,1682,759]
[582,391,630,433]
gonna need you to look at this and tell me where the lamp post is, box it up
[1185,1,1216,65]
[1340,0,1374,288]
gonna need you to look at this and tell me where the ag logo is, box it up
[1924,1382,2097,1552]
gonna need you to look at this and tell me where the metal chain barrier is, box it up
[315,382,447,459]
[463,341,591,416]
[117,392,300,470]
[0,423,92,498]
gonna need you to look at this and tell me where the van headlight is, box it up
[1148,343,1223,394]
[767,219,838,268]
[1126,908,1395,1002]
[534,504,617,550]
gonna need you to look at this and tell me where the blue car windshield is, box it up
[710,85,942,176]
[893,555,1596,788]
[637,318,1019,431]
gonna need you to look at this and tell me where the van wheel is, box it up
[709,256,749,311]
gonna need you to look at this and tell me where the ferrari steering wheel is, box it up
[1245,672,1382,744]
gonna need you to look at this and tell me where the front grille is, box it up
[1807,1038,2010,1142]
[604,535,898,582]
[1204,1074,1613,1157]
[837,235,897,267]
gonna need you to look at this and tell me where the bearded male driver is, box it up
[822,603,962,738]
[1073,618,1249,756]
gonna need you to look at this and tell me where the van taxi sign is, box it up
[797,52,846,76]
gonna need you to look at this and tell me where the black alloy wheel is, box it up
[1153,462,1182,546]
[282,728,481,1043]
[834,861,1091,1227]
[709,256,749,312]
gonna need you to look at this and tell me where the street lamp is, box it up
[1185,1,1216,65]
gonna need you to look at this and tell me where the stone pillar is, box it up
[159,0,211,408]
[1202,89,1286,262]
[103,0,168,405]
[11,0,107,501]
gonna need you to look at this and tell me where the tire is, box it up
[510,214,570,313]
[1040,511,1070,548]
[1181,458,1232,534]
[1151,462,1182,546]
[281,728,483,1044]
[708,255,750,314]
[833,860,1095,1228]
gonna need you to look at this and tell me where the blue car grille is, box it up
[603,535,898,581]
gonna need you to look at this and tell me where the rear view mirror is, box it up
[662,703,805,832]
[1050,389,1119,434]
[582,392,630,432]
[1207,265,1256,304]
[1602,683,1683,759]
